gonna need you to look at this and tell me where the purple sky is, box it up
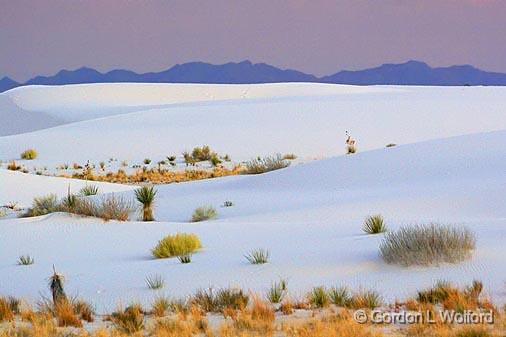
[1,0,506,82]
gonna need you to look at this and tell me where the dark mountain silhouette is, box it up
[321,60,506,85]
[3,60,506,93]
[0,77,19,92]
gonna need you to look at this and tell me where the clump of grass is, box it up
[178,254,192,264]
[110,304,144,334]
[0,297,15,322]
[362,214,387,234]
[192,145,215,161]
[17,255,35,265]
[143,158,151,165]
[223,200,234,207]
[54,299,82,327]
[135,185,157,221]
[191,205,217,222]
[151,296,171,317]
[267,279,288,304]
[79,184,99,196]
[350,289,382,309]
[151,233,202,259]
[308,286,330,308]
[346,144,357,154]
[21,148,38,160]
[328,286,352,307]
[380,224,476,266]
[244,154,290,174]
[7,161,21,171]
[386,143,397,147]
[145,274,165,289]
[244,248,269,264]
[73,299,94,322]
[192,287,248,312]
[455,327,490,337]
[22,194,60,217]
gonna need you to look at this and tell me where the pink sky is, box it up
[1,0,505,81]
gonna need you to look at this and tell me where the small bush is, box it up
[346,144,357,154]
[7,161,21,171]
[308,286,330,308]
[192,145,214,161]
[143,158,151,165]
[79,184,99,196]
[17,255,35,265]
[23,194,60,217]
[73,299,94,322]
[152,233,202,259]
[267,280,287,304]
[146,274,165,289]
[54,299,82,327]
[135,185,157,221]
[362,214,387,234]
[192,287,248,312]
[244,154,290,174]
[380,224,476,266]
[386,143,397,147]
[0,297,14,322]
[223,200,234,207]
[151,296,171,317]
[244,248,269,264]
[110,304,144,334]
[350,289,382,309]
[191,205,217,222]
[210,154,222,166]
[21,148,38,160]
[282,153,297,160]
[328,286,352,307]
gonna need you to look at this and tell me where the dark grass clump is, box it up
[244,248,270,264]
[191,205,217,222]
[145,274,165,290]
[110,304,144,334]
[266,279,288,304]
[308,286,330,308]
[380,224,476,266]
[192,287,249,313]
[17,255,35,265]
[362,214,387,234]
[79,184,99,196]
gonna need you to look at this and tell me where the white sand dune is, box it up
[2,84,506,166]
[1,130,505,312]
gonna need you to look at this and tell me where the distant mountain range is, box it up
[3,60,506,93]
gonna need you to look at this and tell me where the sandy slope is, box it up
[2,84,506,166]
[1,130,505,312]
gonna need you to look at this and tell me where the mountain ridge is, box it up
[3,60,506,92]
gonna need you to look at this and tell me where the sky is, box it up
[1,0,506,82]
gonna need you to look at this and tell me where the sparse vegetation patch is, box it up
[151,233,202,259]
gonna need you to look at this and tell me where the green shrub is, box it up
[244,154,290,174]
[191,205,217,222]
[135,185,157,221]
[267,279,287,304]
[210,154,222,167]
[192,287,248,312]
[23,194,60,217]
[17,255,34,265]
[192,145,214,161]
[143,158,151,165]
[244,248,269,264]
[350,289,382,309]
[151,233,202,259]
[21,149,38,160]
[362,214,387,234]
[79,185,99,196]
[380,224,476,266]
[328,286,352,307]
[308,286,330,308]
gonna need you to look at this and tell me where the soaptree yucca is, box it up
[135,185,157,221]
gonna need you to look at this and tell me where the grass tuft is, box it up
[267,279,288,304]
[308,286,330,308]
[152,233,202,259]
[362,214,387,234]
[191,205,217,222]
[21,148,38,160]
[17,255,35,265]
[244,154,290,174]
[145,274,165,290]
[79,184,99,196]
[110,304,144,334]
[244,248,270,264]
[178,254,192,264]
[380,223,476,266]
[328,286,352,307]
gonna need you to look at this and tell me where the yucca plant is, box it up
[363,214,387,234]
[62,186,77,210]
[145,274,165,290]
[17,255,35,265]
[308,286,330,308]
[328,286,352,307]
[267,279,288,304]
[80,184,99,196]
[244,248,270,264]
[177,254,192,264]
[191,205,217,222]
[49,266,67,305]
[135,185,157,221]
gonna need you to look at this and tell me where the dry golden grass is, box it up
[0,297,14,322]
[63,166,244,184]
[54,299,83,327]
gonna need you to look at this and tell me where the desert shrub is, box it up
[308,286,330,308]
[54,299,82,327]
[329,286,352,307]
[346,144,357,154]
[73,299,94,322]
[110,304,144,334]
[267,279,288,304]
[386,143,397,147]
[79,184,99,196]
[151,296,171,317]
[244,248,269,264]
[223,200,234,207]
[17,255,35,265]
[7,161,21,171]
[380,224,476,266]
[191,205,217,222]
[244,154,290,174]
[63,195,132,221]
[21,148,38,160]
[152,233,202,258]
[417,280,485,312]
[362,214,387,234]
[350,289,382,309]
[135,185,157,221]
[210,154,222,166]
[143,158,151,165]
[192,145,214,161]
[192,288,248,313]
[23,194,60,217]
[178,254,192,264]
[282,153,297,160]
[0,297,14,322]
[192,288,218,312]
[146,274,165,289]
